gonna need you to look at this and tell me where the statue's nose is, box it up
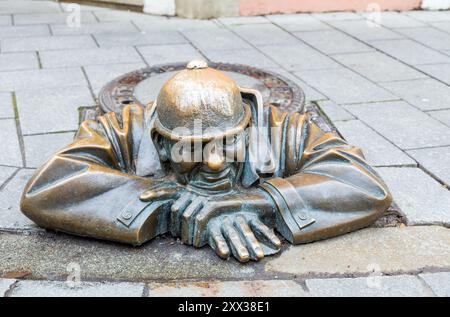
[204,148,225,171]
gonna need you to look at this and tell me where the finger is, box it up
[249,218,281,250]
[222,217,250,263]
[234,215,264,261]
[170,193,193,236]
[140,188,178,202]
[181,197,205,244]
[208,225,230,260]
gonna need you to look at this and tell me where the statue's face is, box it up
[158,132,248,192]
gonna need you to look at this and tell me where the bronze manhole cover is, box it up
[98,62,306,116]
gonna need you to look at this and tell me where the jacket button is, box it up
[121,211,133,220]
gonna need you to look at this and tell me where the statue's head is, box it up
[152,60,251,192]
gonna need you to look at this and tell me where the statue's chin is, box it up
[187,165,238,193]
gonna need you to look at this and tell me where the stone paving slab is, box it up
[10,280,145,297]
[182,28,253,52]
[332,51,427,83]
[316,100,355,122]
[295,68,397,104]
[2,35,98,52]
[134,19,221,32]
[148,280,308,297]
[0,52,39,71]
[360,12,426,29]
[0,15,12,26]
[312,12,362,21]
[416,64,450,85]
[24,132,75,168]
[407,146,450,186]
[370,39,450,65]
[138,44,204,66]
[265,226,450,276]
[230,24,299,47]
[266,14,331,32]
[430,21,450,34]
[380,79,450,111]
[258,43,341,72]
[94,31,187,48]
[0,119,22,167]
[204,49,279,70]
[0,25,50,39]
[0,166,17,187]
[218,16,269,26]
[429,109,450,127]
[396,27,450,51]
[328,20,404,41]
[405,10,450,22]
[0,68,87,92]
[334,120,415,167]
[0,226,448,282]
[344,101,450,149]
[0,279,15,297]
[92,9,167,23]
[376,167,450,226]
[84,62,147,91]
[17,86,94,135]
[271,70,327,102]
[0,1,61,14]
[13,12,97,25]
[39,47,144,69]
[50,21,139,36]
[295,29,373,55]
[0,92,13,118]
[0,169,37,229]
[306,275,432,297]
[419,272,450,297]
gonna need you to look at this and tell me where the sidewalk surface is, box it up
[0,0,449,297]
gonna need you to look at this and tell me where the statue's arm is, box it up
[259,111,392,244]
[20,104,166,245]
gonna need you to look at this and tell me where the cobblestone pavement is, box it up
[0,1,449,297]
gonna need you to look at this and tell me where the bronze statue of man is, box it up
[21,60,392,262]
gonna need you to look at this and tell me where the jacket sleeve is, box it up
[259,107,392,244]
[20,104,168,245]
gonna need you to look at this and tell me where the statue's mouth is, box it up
[188,165,237,192]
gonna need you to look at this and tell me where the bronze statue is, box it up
[21,60,392,262]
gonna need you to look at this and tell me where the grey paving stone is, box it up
[60,3,110,13]
[11,280,145,297]
[407,146,450,185]
[51,21,138,35]
[2,35,97,52]
[0,92,13,118]
[0,25,50,39]
[258,43,340,72]
[416,64,450,85]
[13,12,97,25]
[218,16,269,26]
[419,272,450,297]
[266,14,330,32]
[405,10,450,22]
[148,280,308,297]
[380,79,450,111]
[312,12,363,21]
[370,39,450,65]
[93,9,167,22]
[0,166,17,186]
[0,169,36,229]
[0,279,15,297]
[138,44,203,66]
[17,86,94,135]
[0,1,61,14]
[0,52,39,71]
[396,27,450,51]
[430,21,450,34]
[266,226,450,276]
[24,132,75,168]
[0,15,12,26]
[0,119,22,166]
[295,29,373,55]
[333,51,427,83]
[204,49,278,69]
[0,68,87,92]
[95,31,187,48]
[182,28,253,51]
[134,18,220,32]
[429,109,450,127]
[316,100,355,122]
[328,20,404,41]
[230,23,299,46]
[344,101,450,149]
[360,12,425,29]
[334,119,415,167]
[40,47,143,68]
[295,68,397,104]
[84,62,146,91]
[376,167,450,225]
[306,275,431,297]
